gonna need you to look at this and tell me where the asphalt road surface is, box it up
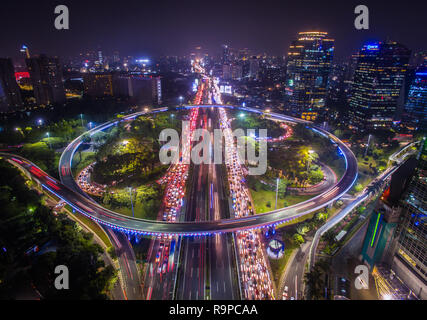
[176,108,238,300]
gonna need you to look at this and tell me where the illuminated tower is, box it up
[392,139,427,298]
[285,31,335,117]
[222,44,231,64]
[349,41,411,130]
[404,67,427,131]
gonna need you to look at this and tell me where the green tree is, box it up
[293,233,305,245]
[297,224,310,236]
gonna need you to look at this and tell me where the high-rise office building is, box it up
[98,50,103,65]
[326,62,347,107]
[222,45,231,64]
[26,55,66,105]
[113,75,162,105]
[360,153,422,300]
[249,56,259,80]
[410,50,427,68]
[403,67,427,131]
[392,139,427,299]
[0,58,22,111]
[285,31,334,116]
[349,41,411,129]
[83,73,114,97]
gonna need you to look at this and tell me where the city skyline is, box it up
[0,0,425,304]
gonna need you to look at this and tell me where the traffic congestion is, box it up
[208,72,275,300]
[218,105,275,300]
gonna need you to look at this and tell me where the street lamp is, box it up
[46,132,51,149]
[179,96,183,106]
[15,127,24,137]
[275,178,279,210]
[88,122,93,129]
[37,119,43,126]
[80,114,84,127]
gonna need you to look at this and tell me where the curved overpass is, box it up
[4,106,357,236]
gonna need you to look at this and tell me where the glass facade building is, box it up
[285,31,334,117]
[404,67,427,131]
[349,41,411,129]
[395,139,427,287]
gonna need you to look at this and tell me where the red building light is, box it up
[15,72,30,81]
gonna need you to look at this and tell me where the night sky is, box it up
[1,0,426,61]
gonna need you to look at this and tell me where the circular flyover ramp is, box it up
[6,105,358,236]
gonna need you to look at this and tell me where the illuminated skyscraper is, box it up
[0,58,22,111]
[285,31,335,116]
[349,41,411,129]
[26,55,66,105]
[392,139,427,299]
[360,141,426,299]
[404,67,427,131]
[222,44,231,64]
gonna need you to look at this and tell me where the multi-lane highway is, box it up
[176,106,239,300]
[144,87,201,300]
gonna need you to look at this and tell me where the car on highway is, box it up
[282,286,288,300]
[155,251,161,263]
